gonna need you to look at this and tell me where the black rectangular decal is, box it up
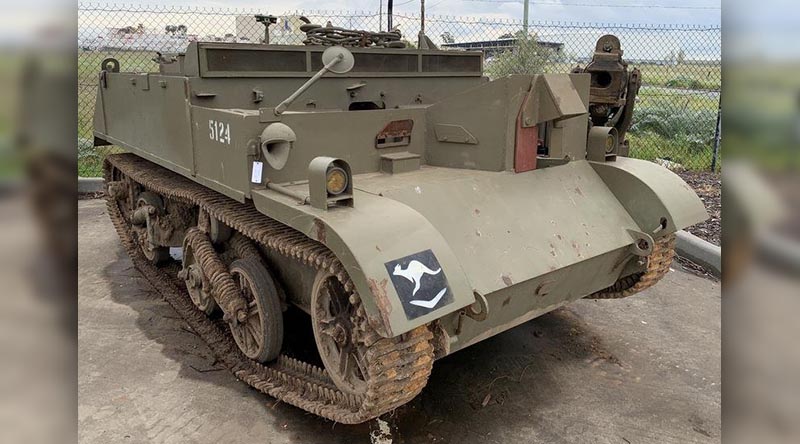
[385,249,454,320]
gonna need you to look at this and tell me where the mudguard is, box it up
[253,157,707,339]
[251,188,475,338]
[590,157,708,235]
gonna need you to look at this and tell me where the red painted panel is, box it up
[514,93,538,173]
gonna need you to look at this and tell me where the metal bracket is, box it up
[259,108,281,123]
[252,88,264,103]
[138,73,150,91]
[465,291,489,321]
[627,229,655,257]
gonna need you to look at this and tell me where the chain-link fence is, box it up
[78,2,721,176]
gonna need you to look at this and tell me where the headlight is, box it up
[605,134,616,153]
[326,166,348,195]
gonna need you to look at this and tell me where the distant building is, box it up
[79,25,195,53]
[235,15,307,45]
[442,37,564,58]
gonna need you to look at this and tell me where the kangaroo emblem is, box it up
[409,288,447,309]
[392,260,441,296]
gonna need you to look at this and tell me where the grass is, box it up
[627,88,720,171]
[637,62,720,91]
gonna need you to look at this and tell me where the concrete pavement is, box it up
[78,198,720,444]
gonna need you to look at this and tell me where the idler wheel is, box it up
[228,257,284,363]
[311,271,368,396]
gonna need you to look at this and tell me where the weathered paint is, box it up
[94,40,708,342]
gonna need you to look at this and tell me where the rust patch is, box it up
[474,208,481,216]
[502,297,511,307]
[376,119,414,148]
[375,245,382,252]
[313,218,326,244]
[574,186,583,196]
[367,277,393,336]
[556,234,563,240]
[501,274,513,287]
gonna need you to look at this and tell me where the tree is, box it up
[677,49,686,65]
[177,25,188,35]
[440,32,454,44]
[485,32,555,79]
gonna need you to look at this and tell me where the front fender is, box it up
[252,188,475,338]
[590,157,708,234]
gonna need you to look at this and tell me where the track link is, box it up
[586,234,676,299]
[104,153,433,424]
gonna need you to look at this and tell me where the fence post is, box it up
[711,96,722,172]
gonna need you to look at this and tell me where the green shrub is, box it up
[627,105,718,170]
[665,76,703,90]
[485,33,554,79]
[630,107,716,144]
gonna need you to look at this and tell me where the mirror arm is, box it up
[274,53,344,116]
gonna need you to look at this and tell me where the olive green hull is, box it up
[93,42,707,349]
[257,158,706,354]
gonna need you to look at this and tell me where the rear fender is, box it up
[252,189,475,338]
[590,157,708,235]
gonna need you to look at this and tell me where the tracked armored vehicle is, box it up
[95,25,707,423]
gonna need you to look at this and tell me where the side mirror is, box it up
[321,46,355,74]
[274,46,354,115]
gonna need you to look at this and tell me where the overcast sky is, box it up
[111,0,721,26]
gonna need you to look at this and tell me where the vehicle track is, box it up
[104,153,434,424]
[587,234,676,299]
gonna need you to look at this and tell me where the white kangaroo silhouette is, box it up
[393,260,441,296]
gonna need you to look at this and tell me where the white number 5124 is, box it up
[208,119,231,145]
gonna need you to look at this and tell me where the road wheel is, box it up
[311,271,368,396]
[228,257,283,363]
